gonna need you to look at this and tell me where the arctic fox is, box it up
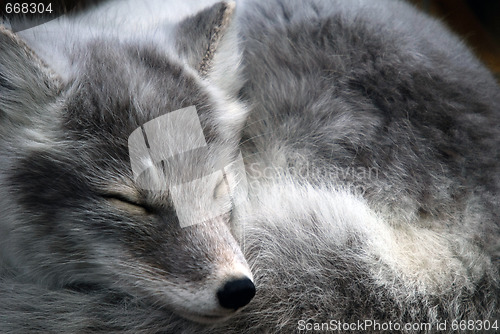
[0,0,499,333]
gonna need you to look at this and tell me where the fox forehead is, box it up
[62,40,212,142]
[50,42,238,207]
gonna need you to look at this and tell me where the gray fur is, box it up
[1,0,499,333]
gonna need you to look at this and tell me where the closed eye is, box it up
[103,193,154,215]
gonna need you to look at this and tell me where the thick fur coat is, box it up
[0,0,498,332]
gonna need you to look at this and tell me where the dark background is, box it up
[410,0,500,81]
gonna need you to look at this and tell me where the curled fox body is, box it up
[0,0,498,333]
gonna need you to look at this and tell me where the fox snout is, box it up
[179,228,256,323]
[170,267,255,324]
[217,277,256,310]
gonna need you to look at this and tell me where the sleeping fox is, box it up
[0,0,498,332]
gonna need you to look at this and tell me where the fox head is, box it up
[0,1,254,323]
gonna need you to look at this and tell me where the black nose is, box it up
[217,277,256,310]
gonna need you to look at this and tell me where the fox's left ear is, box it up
[175,1,242,96]
[0,25,61,136]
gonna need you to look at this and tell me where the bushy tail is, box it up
[0,278,187,334]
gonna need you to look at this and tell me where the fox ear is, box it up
[0,26,61,133]
[175,1,242,95]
